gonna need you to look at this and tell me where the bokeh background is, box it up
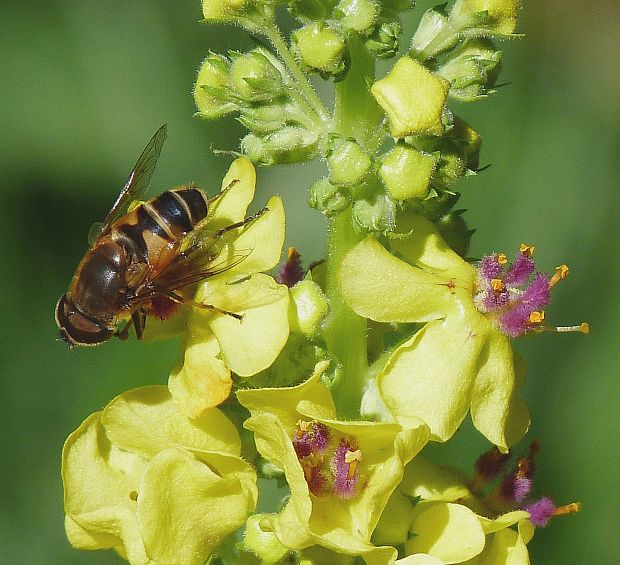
[1,1,618,563]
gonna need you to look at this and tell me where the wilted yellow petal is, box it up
[168,330,232,416]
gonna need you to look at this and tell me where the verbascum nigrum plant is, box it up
[62,1,588,563]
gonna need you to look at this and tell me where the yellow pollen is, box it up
[287,246,300,261]
[345,449,362,479]
[579,322,590,334]
[552,502,582,517]
[129,490,138,501]
[490,278,505,292]
[519,243,535,256]
[297,419,312,433]
[529,310,545,324]
[497,253,507,265]
[549,264,570,287]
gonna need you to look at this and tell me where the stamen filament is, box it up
[553,502,582,517]
[533,323,589,334]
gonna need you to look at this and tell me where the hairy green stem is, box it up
[261,23,331,123]
[323,35,381,418]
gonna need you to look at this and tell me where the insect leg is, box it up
[132,310,147,340]
[163,290,243,321]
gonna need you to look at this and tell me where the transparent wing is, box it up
[101,124,168,232]
[149,208,267,294]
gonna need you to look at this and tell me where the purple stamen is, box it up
[504,252,535,286]
[278,247,304,287]
[520,273,551,310]
[331,440,360,500]
[478,254,504,282]
[524,497,556,527]
[293,421,329,458]
[474,447,511,480]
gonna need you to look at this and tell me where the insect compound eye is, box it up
[55,295,113,347]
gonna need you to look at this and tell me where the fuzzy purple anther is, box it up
[524,497,556,527]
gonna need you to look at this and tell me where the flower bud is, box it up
[238,104,288,134]
[193,54,237,119]
[289,280,329,336]
[241,127,320,165]
[353,195,396,233]
[436,209,473,257]
[450,0,521,36]
[230,49,284,102]
[437,39,502,102]
[292,22,347,76]
[334,0,379,34]
[308,177,351,216]
[410,5,456,60]
[202,0,250,22]
[327,137,372,187]
[365,20,401,59]
[371,56,450,138]
[243,514,290,564]
[379,144,437,200]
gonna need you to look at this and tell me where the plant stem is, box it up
[261,23,331,123]
[323,35,380,418]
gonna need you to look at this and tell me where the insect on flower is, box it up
[55,125,264,347]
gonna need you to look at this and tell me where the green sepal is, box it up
[308,177,352,216]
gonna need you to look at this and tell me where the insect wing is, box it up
[101,124,168,232]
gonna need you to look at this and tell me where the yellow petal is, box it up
[339,236,455,323]
[399,457,471,503]
[225,194,286,276]
[206,274,290,376]
[208,157,256,229]
[62,412,149,563]
[379,311,489,441]
[470,331,530,453]
[138,447,257,565]
[406,502,485,563]
[168,330,232,416]
[396,555,445,565]
[101,385,240,459]
[390,215,476,286]
[477,511,530,535]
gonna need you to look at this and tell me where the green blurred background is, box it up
[1,1,618,563]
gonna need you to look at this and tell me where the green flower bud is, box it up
[334,0,379,34]
[238,104,288,134]
[290,0,331,21]
[193,54,237,119]
[243,514,291,564]
[230,50,284,102]
[410,5,455,60]
[437,39,502,102]
[379,144,437,200]
[292,22,347,76]
[433,151,466,190]
[365,20,401,59]
[202,0,251,22]
[241,127,320,165]
[436,209,474,258]
[451,115,482,171]
[327,137,372,187]
[353,195,396,233]
[289,280,329,336]
[308,177,351,216]
[371,56,450,138]
[450,0,521,37]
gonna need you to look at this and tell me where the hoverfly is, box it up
[56,125,262,347]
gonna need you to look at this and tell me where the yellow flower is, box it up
[62,386,257,565]
[165,157,290,417]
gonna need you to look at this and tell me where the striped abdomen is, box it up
[111,187,209,268]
